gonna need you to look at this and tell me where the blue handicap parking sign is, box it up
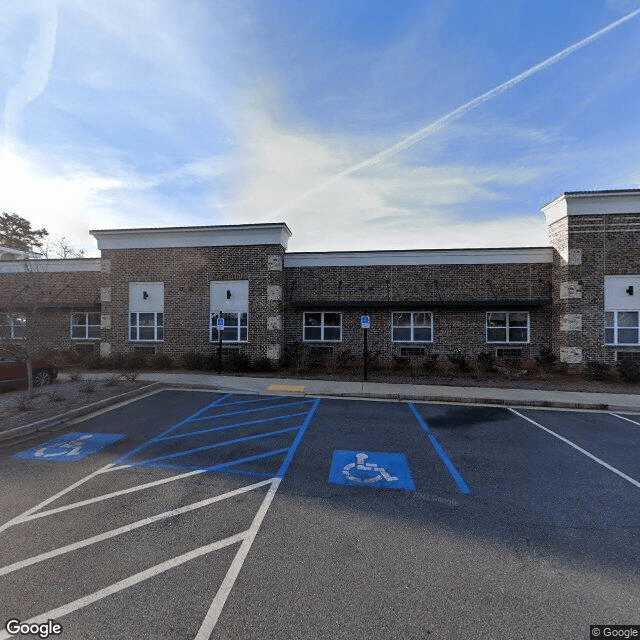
[329,450,415,490]
[14,432,126,462]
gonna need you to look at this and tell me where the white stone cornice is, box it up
[90,223,292,250]
[284,247,553,267]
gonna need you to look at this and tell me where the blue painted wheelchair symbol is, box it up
[329,450,415,490]
[14,432,126,462]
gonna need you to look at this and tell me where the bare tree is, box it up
[43,236,86,259]
[0,259,68,393]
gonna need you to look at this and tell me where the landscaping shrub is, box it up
[121,353,147,371]
[447,351,471,373]
[227,353,251,373]
[79,378,97,394]
[183,351,207,370]
[392,355,410,372]
[104,352,126,370]
[476,351,496,372]
[421,353,440,375]
[47,391,64,403]
[122,371,139,383]
[534,346,558,373]
[616,358,640,383]
[103,375,122,387]
[365,349,382,371]
[585,361,609,381]
[17,394,36,411]
[251,356,274,373]
[336,349,356,370]
[152,354,173,369]
[281,341,303,368]
[69,370,82,382]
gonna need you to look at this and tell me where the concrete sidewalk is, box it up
[75,371,640,412]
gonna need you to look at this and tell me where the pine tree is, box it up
[0,212,49,251]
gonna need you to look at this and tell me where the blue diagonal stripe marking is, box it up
[112,392,234,465]
[140,448,290,475]
[157,411,309,442]
[191,399,314,422]
[276,398,321,478]
[408,402,471,494]
[130,425,301,466]
[216,395,287,407]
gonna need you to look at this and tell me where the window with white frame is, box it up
[486,311,529,344]
[210,281,249,343]
[130,312,163,341]
[210,312,248,342]
[605,311,640,345]
[71,313,101,339]
[0,314,26,340]
[392,312,433,342]
[303,312,341,342]
[129,282,164,342]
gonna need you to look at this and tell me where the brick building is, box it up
[1,189,640,367]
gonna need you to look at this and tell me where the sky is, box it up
[1,0,639,256]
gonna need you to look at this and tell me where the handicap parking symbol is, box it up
[14,432,126,462]
[329,450,415,490]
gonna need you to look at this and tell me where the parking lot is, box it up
[1,389,639,640]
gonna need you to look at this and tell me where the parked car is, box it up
[0,356,58,389]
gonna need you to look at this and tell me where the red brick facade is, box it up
[1,190,640,367]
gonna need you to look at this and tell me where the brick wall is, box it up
[0,264,102,354]
[283,262,552,361]
[100,244,285,361]
[549,212,640,365]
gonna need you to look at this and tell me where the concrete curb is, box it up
[0,382,164,445]
[162,380,630,411]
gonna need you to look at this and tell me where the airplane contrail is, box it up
[269,8,640,217]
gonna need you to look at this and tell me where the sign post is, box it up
[217,312,224,373]
[361,314,370,381]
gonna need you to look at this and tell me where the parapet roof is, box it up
[90,222,292,250]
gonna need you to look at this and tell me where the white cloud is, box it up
[3,0,57,142]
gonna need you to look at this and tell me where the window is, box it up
[605,311,640,345]
[303,312,341,342]
[211,312,248,342]
[392,312,433,342]
[71,313,101,340]
[1,314,26,340]
[486,312,529,343]
[130,312,163,341]
[210,281,249,343]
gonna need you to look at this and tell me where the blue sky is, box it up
[1,0,639,255]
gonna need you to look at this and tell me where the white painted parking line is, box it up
[20,468,215,523]
[0,463,114,534]
[0,528,249,640]
[610,412,640,428]
[509,408,640,489]
[1,394,321,640]
[194,478,281,639]
[0,479,273,578]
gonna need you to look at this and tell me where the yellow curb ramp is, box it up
[267,383,305,393]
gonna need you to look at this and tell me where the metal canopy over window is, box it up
[290,299,550,310]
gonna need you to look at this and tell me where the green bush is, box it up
[251,356,274,373]
[617,358,640,383]
[447,351,471,373]
[392,355,410,372]
[476,351,495,372]
[585,361,609,381]
[281,341,303,368]
[152,354,173,369]
[421,353,440,375]
[336,349,356,370]
[534,347,557,373]
[122,353,147,370]
[183,351,207,370]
